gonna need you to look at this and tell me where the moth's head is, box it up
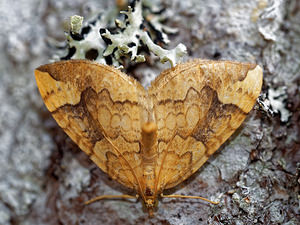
[142,198,158,217]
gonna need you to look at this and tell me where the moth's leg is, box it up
[160,193,219,204]
[85,194,139,205]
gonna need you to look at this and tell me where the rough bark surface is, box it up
[0,0,299,225]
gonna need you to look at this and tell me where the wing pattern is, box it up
[148,60,262,190]
[35,59,262,196]
[35,60,149,190]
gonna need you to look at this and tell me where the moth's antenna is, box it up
[160,193,219,205]
[85,194,138,205]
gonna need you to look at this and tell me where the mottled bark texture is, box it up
[0,0,299,225]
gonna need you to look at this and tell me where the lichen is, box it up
[69,15,84,34]
[60,0,186,68]
[267,87,291,123]
[257,86,291,123]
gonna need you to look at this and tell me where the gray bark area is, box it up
[0,0,299,224]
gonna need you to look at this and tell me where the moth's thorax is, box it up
[141,122,157,153]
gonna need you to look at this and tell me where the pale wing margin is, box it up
[148,60,263,191]
[35,60,148,190]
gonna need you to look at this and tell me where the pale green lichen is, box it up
[65,18,107,65]
[101,0,187,67]
[69,15,84,34]
[61,0,186,68]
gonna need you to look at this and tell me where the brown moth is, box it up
[35,59,263,216]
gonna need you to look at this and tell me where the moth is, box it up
[35,59,263,216]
